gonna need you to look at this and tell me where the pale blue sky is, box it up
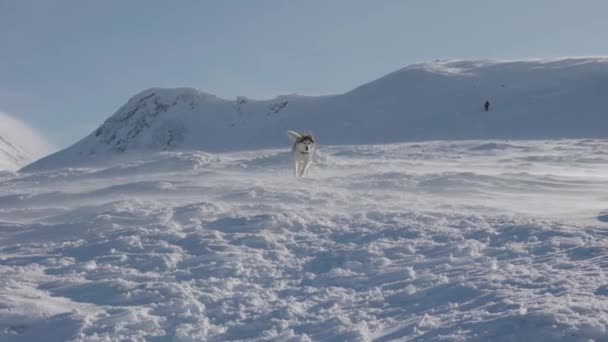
[2,0,607,147]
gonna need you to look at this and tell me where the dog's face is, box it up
[295,135,315,154]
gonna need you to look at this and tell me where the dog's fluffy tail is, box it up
[287,130,301,141]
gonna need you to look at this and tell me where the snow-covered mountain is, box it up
[0,113,53,171]
[24,57,608,171]
[0,134,29,171]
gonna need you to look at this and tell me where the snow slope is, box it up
[24,57,608,171]
[0,113,53,171]
[2,139,608,341]
[0,135,29,171]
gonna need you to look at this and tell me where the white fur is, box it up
[287,130,315,178]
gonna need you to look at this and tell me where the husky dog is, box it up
[287,130,315,178]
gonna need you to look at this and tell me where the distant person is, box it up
[484,100,490,112]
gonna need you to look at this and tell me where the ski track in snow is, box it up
[1,139,608,341]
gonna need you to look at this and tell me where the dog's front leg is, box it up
[295,161,304,178]
[302,162,311,177]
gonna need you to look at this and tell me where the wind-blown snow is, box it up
[2,139,608,341]
[0,135,29,172]
[24,57,608,171]
[0,112,54,171]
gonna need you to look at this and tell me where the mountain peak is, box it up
[126,87,221,104]
[93,88,228,153]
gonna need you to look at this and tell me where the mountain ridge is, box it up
[23,57,608,171]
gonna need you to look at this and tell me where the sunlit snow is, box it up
[2,139,608,341]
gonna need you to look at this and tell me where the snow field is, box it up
[1,139,608,341]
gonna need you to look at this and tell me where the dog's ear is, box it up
[287,130,301,141]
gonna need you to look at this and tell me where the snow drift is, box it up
[24,57,608,171]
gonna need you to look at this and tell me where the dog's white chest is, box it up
[292,149,314,177]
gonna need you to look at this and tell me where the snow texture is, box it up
[2,139,608,341]
[24,57,608,171]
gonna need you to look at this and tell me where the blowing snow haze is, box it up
[0,113,53,171]
[23,57,608,171]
